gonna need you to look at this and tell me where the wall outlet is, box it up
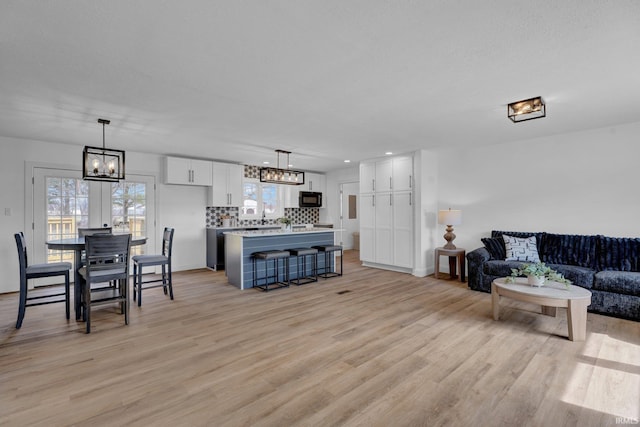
[4,208,11,216]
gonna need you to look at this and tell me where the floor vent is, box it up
[336,290,351,295]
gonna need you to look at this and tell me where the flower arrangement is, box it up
[507,262,572,288]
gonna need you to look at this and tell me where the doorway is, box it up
[339,182,360,250]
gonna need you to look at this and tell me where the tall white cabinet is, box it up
[359,155,414,271]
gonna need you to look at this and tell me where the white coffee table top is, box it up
[493,277,592,301]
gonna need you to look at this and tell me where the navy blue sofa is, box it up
[466,230,640,321]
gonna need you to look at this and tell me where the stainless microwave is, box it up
[299,191,322,208]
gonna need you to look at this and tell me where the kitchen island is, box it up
[225,228,339,289]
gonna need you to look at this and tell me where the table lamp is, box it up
[438,208,462,249]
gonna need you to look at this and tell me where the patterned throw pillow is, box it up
[502,235,541,262]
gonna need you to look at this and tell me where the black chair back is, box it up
[162,228,175,258]
[15,232,28,282]
[84,234,131,284]
[78,227,113,237]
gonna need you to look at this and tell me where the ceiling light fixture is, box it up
[508,96,546,123]
[83,119,125,181]
[259,149,305,186]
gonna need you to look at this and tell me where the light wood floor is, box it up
[1,251,638,426]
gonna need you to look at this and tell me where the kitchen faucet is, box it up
[261,210,266,225]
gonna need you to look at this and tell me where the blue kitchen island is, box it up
[225,228,339,289]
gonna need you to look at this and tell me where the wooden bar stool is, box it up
[312,245,343,279]
[252,250,290,291]
[287,247,318,285]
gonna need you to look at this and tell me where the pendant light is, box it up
[259,149,305,185]
[82,119,125,181]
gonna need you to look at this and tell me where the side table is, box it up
[434,247,466,282]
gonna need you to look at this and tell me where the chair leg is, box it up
[84,282,91,334]
[123,278,129,325]
[132,263,137,302]
[137,265,143,307]
[15,278,27,329]
[162,265,168,295]
[65,271,70,320]
[167,265,174,300]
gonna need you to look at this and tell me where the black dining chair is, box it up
[132,227,174,306]
[78,234,131,333]
[14,232,72,329]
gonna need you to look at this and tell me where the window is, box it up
[241,179,283,219]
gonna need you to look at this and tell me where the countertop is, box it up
[209,224,330,231]
[208,225,280,230]
[225,228,341,238]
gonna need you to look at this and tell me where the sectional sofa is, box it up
[466,230,640,321]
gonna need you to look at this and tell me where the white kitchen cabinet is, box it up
[284,172,326,208]
[374,159,393,192]
[359,193,376,263]
[209,162,243,207]
[164,157,212,186]
[360,162,376,193]
[359,154,414,271]
[374,192,393,265]
[392,156,413,192]
[306,172,326,194]
[392,192,414,268]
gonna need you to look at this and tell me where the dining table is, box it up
[46,235,147,320]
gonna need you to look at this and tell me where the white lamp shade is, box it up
[438,209,462,226]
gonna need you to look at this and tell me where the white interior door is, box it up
[339,182,360,250]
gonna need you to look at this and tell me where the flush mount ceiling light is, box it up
[259,149,305,185]
[82,119,125,181]
[507,96,546,123]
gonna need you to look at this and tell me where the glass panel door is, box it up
[32,167,156,284]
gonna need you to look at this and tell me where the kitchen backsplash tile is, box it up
[206,206,319,228]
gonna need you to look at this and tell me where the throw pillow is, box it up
[502,235,541,262]
[481,237,506,260]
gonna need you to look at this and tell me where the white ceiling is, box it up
[1,1,639,172]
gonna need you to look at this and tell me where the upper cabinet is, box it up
[305,172,326,194]
[164,157,212,186]
[360,156,413,193]
[391,156,413,192]
[284,172,326,208]
[209,162,243,207]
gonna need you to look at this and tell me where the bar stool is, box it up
[252,250,290,291]
[312,245,343,278]
[287,248,318,285]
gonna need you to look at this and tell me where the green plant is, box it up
[278,217,292,225]
[507,262,572,288]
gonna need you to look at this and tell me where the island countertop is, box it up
[224,228,343,238]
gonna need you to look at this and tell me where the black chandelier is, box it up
[259,149,305,185]
[82,119,125,181]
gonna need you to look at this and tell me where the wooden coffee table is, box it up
[491,277,592,341]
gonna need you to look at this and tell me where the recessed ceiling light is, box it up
[263,161,270,165]
[385,152,393,155]
[344,160,351,163]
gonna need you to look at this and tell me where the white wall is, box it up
[438,121,640,255]
[0,136,208,293]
